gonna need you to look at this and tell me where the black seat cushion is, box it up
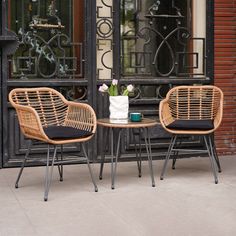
[166,119,214,130]
[44,126,93,139]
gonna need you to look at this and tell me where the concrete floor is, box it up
[0,156,236,236]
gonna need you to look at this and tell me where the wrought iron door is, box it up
[0,0,214,167]
[96,0,214,160]
[1,0,95,167]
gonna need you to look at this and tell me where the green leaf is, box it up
[113,86,118,96]
[122,89,128,96]
[109,85,114,96]
[109,84,118,96]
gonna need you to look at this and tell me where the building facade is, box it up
[214,0,236,155]
[0,0,233,168]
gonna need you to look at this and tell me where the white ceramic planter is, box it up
[109,96,129,120]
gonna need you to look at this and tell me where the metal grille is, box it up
[120,0,206,78]
[8,0,84,79]
[96,0,113,80]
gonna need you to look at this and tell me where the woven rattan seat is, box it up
[159,85,224,184]
[9,87,98,201]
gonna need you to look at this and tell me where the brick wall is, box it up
[215,0,236,154]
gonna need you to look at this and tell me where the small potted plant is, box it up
[99,79,134,120]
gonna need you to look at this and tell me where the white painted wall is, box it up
[193,0,206,76]
[96,0,113,80]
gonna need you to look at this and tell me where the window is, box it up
[7,0,84,79]
[120,0,206,78]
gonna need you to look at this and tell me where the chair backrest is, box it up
[166,85,223,120]
[9,87,68,127]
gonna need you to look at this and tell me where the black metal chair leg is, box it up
[82,143,98,192]
[172,147,178,170]
[172,157,177,170]
[56,145,63,182]
[160,135,177,180]
[204,136,218,184]
[44,145,50,201]
[210,135,222,173]
[15,140,32,188]
[172,139,182,170]
[213,146,222,173]
[208,136,220,182]
[99,162,104,180]
[44,145,57,201]
[60,145,64,181]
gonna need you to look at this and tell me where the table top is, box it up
[97,118,159,128]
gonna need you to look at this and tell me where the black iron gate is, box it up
[0,0,96,167]
[96,0,214,162]
[0,0,214,167]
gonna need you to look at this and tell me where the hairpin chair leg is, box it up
[81,143,98,192]
[203,136,218,184]
[210,134,222,173]
[44,145,57,201]
[172,139,182,170]
[56,144,63,182]
[172,157,177,170]
[208,136,219,182]
[160,135,177,180]
[15,140,32,188]
[213,147,222,173]
[143,128,155,187]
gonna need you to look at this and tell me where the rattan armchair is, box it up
[159,85,223,184]
[9,87,98,201]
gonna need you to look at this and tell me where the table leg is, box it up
[111,128,114,189]
[111,129,122,189]
[133,128,142,177]
[138,128,142,177]
[99,127,108,180]
[143,127,155,187]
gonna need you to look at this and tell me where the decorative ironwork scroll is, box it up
[8,0,84,79]
[121,0,206,78]
[96,0,113,80]
[59,86,88,101]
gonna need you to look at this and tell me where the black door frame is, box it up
[0,0,96,167]
[0,0,214,167]
[95,0,215,162]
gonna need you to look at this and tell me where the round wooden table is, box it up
[97,118,158,189]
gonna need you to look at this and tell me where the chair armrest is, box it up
[159,99,174,128]
[213,99,224,131]
[13,104,49,142]
[64,101,97,134]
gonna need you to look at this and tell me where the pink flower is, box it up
[127,84,134,92]
[112,79,118,86]
[98,80,134,96]
[99,84,109,93]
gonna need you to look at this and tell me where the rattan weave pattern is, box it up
[9,87,97,144]
[159,85,223,134]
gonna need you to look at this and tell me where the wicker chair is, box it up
[159,85,223,184]
[9,87,98,201]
